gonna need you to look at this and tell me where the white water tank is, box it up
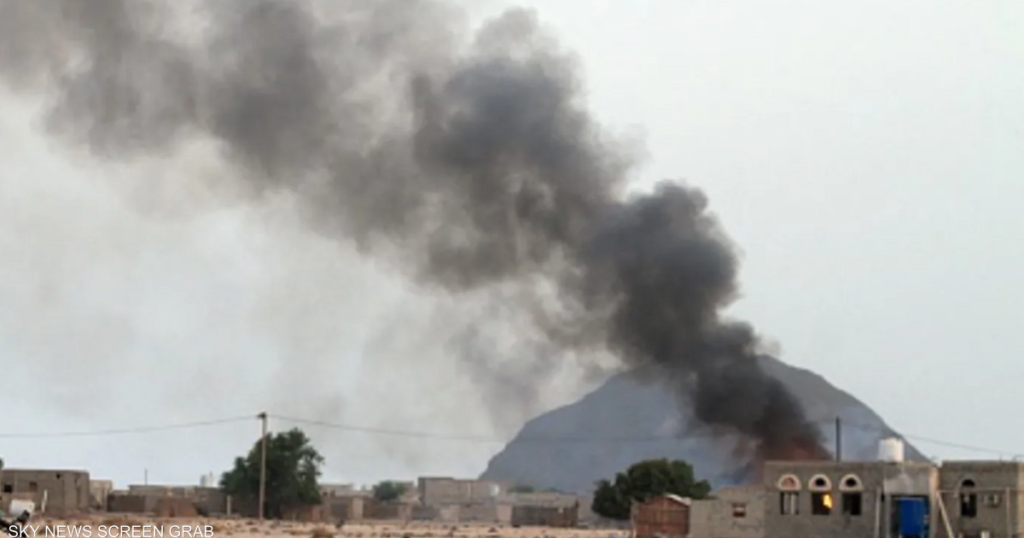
[878,438,905,462]
[200,472,216,488]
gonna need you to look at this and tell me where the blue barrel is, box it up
[898,498,928,537]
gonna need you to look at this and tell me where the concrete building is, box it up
[417,477,508,506]
[935,461,1024,538]
[689,486,765,538]
[762,459,938,538]
[632,494,690,538]
[511,503,579,528]
[0,469,91,517]
[89,479,113,510]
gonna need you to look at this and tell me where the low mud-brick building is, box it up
[0,469,91,517]
[632,494,691,538]
[511,503,579,528]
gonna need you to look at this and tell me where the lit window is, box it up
[811,492,833,515]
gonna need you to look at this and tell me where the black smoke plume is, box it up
[0,0,827,462]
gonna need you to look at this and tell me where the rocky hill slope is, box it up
[480,356,925,493]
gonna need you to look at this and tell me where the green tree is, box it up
[590,459,711,520]
[221,428,324,519]
[509,484,536,493]
[372,481,408,502]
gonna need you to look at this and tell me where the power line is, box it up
[0,413,1015,459]
[0,416,254,439]
[270,413,1020,458]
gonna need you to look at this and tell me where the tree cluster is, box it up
[372,481,408,502]
[591,459,711,520]
[221,428,324,519]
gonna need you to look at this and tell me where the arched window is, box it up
[960,479,978,518]
[809,474,832,491]
[777,475,801,516]
[777,474,801,491]
[839,475,863,516]
[839,474,864,492]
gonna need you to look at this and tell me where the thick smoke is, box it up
[0,0,828,462]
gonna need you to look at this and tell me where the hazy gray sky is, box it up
[1,0,1022,487]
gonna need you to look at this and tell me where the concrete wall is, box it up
[363,499,412,521]
[689,486,765,538]
[89,480,113,510]
[107,494,150,514]
[1,469,91,517]
[418,477,509,506]
[193,487,227,515]
[511,504,578,528]
[127,485,195,497]
[936,461,1024,538]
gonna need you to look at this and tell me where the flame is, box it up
[823,494,833,509]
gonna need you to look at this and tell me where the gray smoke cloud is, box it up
[0,0,826,461]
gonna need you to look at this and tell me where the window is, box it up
[984,494,1001,508]
[960,479,978,518]
[2,484,11,494]
[777,474,801,491]
[732,503,747,518]
[780,492,800,515]
[842,492,863,516]
[809,474,832,491]
[840,474,864,491]
[811,492,834,515]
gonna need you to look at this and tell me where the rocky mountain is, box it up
[480,356,926,493]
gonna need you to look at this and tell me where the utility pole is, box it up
[835,417,842,462]
[258,411,268,521]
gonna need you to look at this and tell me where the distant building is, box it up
[199,473,216,488]
[417,477,508,506]
[632,494,690,538]
[0,469,91,517]
[689,486,764,538]
[89,479,114,511]
[511,503,579,528]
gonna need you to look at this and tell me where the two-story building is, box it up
[760,440,1024,538]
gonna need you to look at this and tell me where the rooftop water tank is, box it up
[879,438,905,462]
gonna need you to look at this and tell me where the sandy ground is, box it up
[28,517,630,538]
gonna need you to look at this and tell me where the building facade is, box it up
[511,503,579,528]
[689,485,765,538]
[632,494,690,538]
[0,469,91,517]
[89,479,113,511]
[417,477,508,506]
[762,460,938,538]
[935,461,1024,538]
[759,458,1024,538]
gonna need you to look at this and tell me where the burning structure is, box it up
[0,0,829,469]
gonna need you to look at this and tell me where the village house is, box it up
[632,494,691,538]
[688,485,765,538]
[0,468,91,517]
[758,439,1024,538]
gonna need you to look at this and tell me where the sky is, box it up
[1,0,1023,487]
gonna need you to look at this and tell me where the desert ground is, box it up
[28,517,630,538]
